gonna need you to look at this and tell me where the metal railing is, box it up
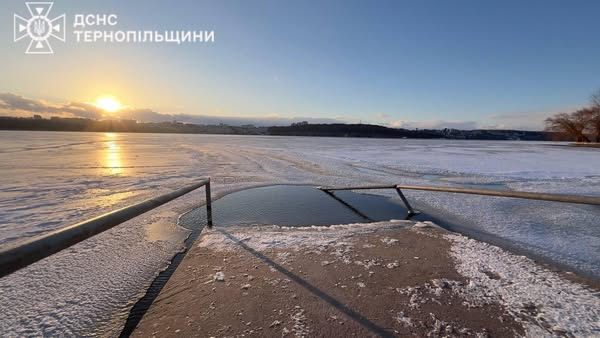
[0,178,213,278]
[319,183,600,218]
[3,179,599,278]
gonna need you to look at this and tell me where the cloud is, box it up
[387,119,479,130]
[0,93,569,131]
[0,93,345,127]
[482,110,571,130]
[0,93,104,120]
[174,114,344,126]
[0,93,46,112]
[120,109,345,126]
[385,109,572,131]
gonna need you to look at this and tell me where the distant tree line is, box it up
[268,123,550,140]
[270,123,442,138]
[0,117,268,135]
[0,117,555,141]
[545,89,600,142]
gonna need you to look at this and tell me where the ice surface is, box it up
[0,131,599,335]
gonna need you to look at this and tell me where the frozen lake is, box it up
[0,131,599,336]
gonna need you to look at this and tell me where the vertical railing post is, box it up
[395,187,417,218]
[205,178,213,227]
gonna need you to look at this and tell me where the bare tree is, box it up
[592,88,600,109]
[545,88,600,142]
[545,110,591,142]
[588,106,600,142]
[588,88,600,142]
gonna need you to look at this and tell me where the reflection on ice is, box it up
[103,133,124,176]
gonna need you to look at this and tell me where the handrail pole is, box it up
[319,183,600,223]
[320,184,397,191]
[319,184,600,206]
[395,185,600,206]
[0,178,211,278]
[206,178,213,227]
[395,187,417,218]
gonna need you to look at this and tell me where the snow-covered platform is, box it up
[132,221,600,337]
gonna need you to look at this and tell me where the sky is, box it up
[1,0,599,130]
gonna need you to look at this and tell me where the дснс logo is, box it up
[14,2,65,54]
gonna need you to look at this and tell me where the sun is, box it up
[95,96,123,113]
